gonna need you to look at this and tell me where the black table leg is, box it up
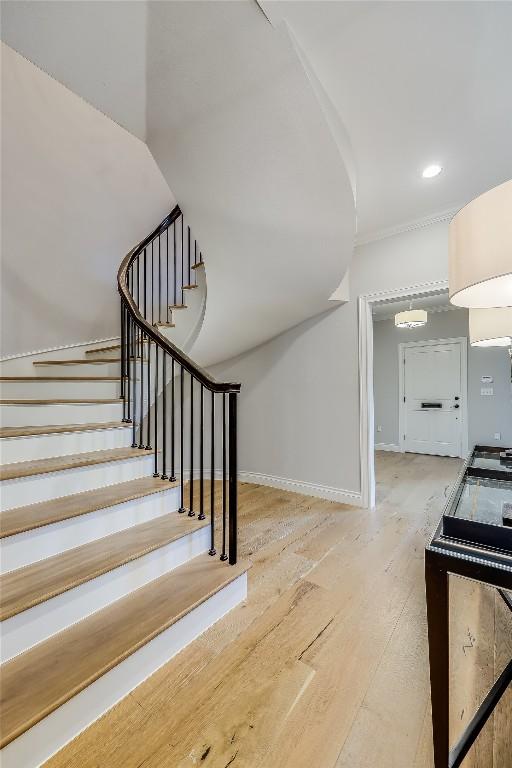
[425,550,450,768]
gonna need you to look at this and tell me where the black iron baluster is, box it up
[189,374,195,517]
[170,357,176,482]
[161,351,167,479]
[158,234,162,325]
[228,392,238,565]
[181,215,184,306]
[187,225,191,286]
[153,344,159,476]
[120,301,126,420]
[179,365,185,512]
[126,309,132,425]
[146,339,152,450]
[131,317,137,448]
[151,240,154,325]
[138,330,145,449]
[143,248,147,321]
[198,384,205,520]
[173,221,177,307]
[220,394,228,561]
[209,390,216,556]
[136,253,140,312]
[166,227,169,324]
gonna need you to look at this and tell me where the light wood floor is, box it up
[45,452,511,768]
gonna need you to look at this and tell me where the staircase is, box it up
[0,208,246,768]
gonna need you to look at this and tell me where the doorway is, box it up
[399,337,468,457]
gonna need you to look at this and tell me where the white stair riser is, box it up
[0,401,123,427]
[0,381,121,399]
[1,525,210,661]
[0,426,132,464]
[0,572,246,768]
[1,454,154,511]
[33,361,121,377]
[1,486,181,573]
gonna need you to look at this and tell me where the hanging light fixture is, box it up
[469,307,512,347]
[449,179,512,308]
[394,302,428,329]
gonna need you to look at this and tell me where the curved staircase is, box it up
[0,208,247,768]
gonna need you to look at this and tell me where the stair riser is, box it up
[1,486,181,573]
[33,361,121,376]
[0,572,247,768]
[0,401,123,427]
[1,525,210,661]
[1,454,154,511]
[0,381,121,399]
[0,426,132,464]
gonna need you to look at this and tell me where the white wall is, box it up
[210,219,451,501]
[373,309,512,449]
[1,0,147,139]
[0,44,173,358]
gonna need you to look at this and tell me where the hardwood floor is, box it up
[44,452,512,768]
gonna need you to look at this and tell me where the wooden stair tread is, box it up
[33,359,120,365]
[0,476,179,538]
[0,446,151,482]
[0,512,208,621]
[168,304,187,309]
[0,376,120,382]
[182,284,199,290]
[0,556,248,748]
[0,422,128,439]
[0,398,122,405]
[154,321,175,328]
[191,261,205,270]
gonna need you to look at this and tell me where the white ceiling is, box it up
[2,1,512,240]
[263,1,512,237]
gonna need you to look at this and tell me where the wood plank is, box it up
[0,556,248,748]
[45,455,509,768]
[493,591,512,767]
[0,422,128,439]
[0,446,151,482]
[181,284,198,290]
[168,304,188,309]
[191,261,205,270]
[0,476,179,538]
[0,511,207,621]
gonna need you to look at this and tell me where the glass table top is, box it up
[470,448,512,475]
[452,475,512,526]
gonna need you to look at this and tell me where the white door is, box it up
[402,340,464,457]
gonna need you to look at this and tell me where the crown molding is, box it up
[355,206,461,247]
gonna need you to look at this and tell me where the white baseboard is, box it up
[375,442,402,453]
[237,470,362,507]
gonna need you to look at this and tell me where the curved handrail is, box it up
[117,204,240,393]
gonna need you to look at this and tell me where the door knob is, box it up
[454,404,460,409]
[454,396,460,401]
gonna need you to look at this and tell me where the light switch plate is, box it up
[481,387,494,396]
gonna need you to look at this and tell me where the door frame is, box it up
[358,278,450,509]
[398,336,469,457]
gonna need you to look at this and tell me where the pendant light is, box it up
[394,302,428,329]
[469,307,512,347]
[449,179,512,308]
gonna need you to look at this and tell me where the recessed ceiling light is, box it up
[422,164,443,179]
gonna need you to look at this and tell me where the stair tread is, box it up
[154,321,176,328]
[0,555,248,747]
[0,446,151,482]
[168,304,187,309]
[0,511,208,621]
[0,476,179,538]
[0,376,120,381]
[0,398,122,405]
[191,261,205,270]
[33,358,120,365]
[0,421,128,439]
[182,284,199,290]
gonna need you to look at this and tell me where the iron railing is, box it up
[117,205,241,564]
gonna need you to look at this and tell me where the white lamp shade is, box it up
[394,309,428,328]
[469,307,512,347]
[449,179,512,308]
